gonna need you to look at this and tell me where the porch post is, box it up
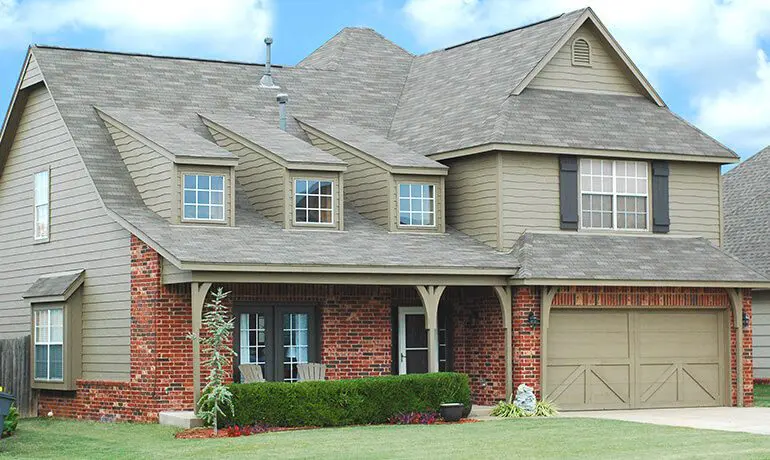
[493,286,513,401]
[191,282,212,408]
[416,285,446,373]
[540,286,557,401]
[727,288,744,407]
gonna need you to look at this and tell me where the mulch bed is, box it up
[175,419,480,439]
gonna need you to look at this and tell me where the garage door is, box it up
[545,309,726,410]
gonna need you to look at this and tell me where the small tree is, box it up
[188,287,236,434]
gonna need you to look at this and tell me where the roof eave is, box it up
[510,277,770,289]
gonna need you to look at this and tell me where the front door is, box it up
[234,305,317,382]
[398,306,451,374]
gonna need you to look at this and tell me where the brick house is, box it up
[0,8,767,422]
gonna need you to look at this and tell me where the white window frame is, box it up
[398,183,436,228]
[579,159,650,232]
[293,178,335,226]
[33,169,50,241]
[34,307,64,382]
[181,174,226,222]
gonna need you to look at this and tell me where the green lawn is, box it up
[3,417,770,459]
[756,384,770,407]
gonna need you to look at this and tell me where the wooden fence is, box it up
[0,336,35,417]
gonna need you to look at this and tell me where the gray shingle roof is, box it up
[297,118,447,170]
[23,269,85,299]
[199,113,346,167]
[723,147,770,276]
[96,108,237,161]
[511,232,768,282]
[13,8,740,274]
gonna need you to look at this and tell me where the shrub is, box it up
[224,372,470,427]
[2,405,18,438]
[491,398,559,418]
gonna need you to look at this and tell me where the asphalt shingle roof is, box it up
[199,113,346,167]
[22,269,85,298]
[723,147,770,276]
[298,118,447,170]
[97,108,237,161]
[511,232,768,282]
[9,8,741,274]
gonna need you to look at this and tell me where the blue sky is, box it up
[2,0,770,161]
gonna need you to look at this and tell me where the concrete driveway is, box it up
[563,407,770,435]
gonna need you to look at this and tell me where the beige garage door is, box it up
[545,309,726,410]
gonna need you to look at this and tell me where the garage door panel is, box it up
[547,309,725,410]
[549,311,630,360]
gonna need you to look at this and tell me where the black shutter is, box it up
[559,156,579,230]
[651,160,670,233]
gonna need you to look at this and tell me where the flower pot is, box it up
[440,403,464,422]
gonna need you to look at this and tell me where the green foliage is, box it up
[187,287,235,433]
[491,398,558,418]
[224,372,471,427]
[2,405,19,438]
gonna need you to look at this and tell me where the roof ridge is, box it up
[724,145,770,178]
[418,8,585,58]
[33,44,281,68]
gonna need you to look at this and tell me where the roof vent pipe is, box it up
[277,93,288,131]
[259,37,279,88]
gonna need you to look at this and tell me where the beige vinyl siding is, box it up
[0,85,131,381]
[103,121,173,219]
[208,127,284,224]
[305,132,390,226]
[20,53,43,89]
[501,152,560,248]
[754,291,770,380]
[668,161,721,245]
[443,153,499,247]
[529,23,643,97]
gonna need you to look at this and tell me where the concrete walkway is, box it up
[563,407,770,435]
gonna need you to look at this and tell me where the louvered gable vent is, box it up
[571,38,591,66]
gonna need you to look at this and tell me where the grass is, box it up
[3,417,770,459]
[756,384,770,407]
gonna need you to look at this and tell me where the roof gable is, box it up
[514,8,664,106]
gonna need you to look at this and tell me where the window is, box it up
[183,174,225,221]
[34,307,64,381]
[572,38,591,66]
[580,159,648,230]
[34,170,50,240]
[399,184,435,227]
[235,306,317,383]
[294,179,333,225]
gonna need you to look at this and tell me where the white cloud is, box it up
[402,0,770,154]
[0,0,273,60]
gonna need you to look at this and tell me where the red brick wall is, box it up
[450,287,506,405]
[512,287,541,396]
[730,289,753,406]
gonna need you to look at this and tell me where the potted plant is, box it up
[439,402,464,422]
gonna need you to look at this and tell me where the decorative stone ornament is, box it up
[514,383,536,413]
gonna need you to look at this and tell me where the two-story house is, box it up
[0,8,766,421]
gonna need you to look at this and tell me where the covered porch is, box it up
[168,265,520,407]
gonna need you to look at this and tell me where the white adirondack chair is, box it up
[297,363,326,381]
[238,363,265,383]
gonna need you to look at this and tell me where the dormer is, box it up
[96,108,238,226]
[199,113,348,230]
[297,119,448,233]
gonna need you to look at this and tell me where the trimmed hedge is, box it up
[224,372,471,427]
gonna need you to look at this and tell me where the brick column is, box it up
[512,287,541,396]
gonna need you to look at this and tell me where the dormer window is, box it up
[182,174,225,222]
[294,179,333,225]
[398,183,435,227]
[571,38,591,66]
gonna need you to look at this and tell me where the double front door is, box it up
[397,306,450,374]
[234,305,318,382]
